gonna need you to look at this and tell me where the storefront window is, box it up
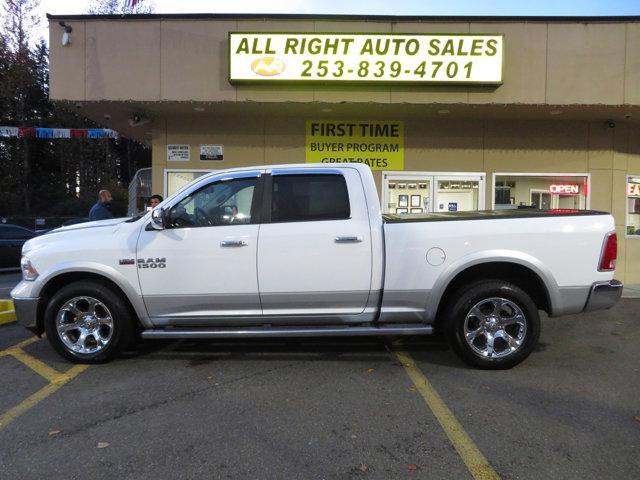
[435,179,480,212]
[494,174,589,210]
[166,170,212,197]
[627,176,640,237]
[383,173,484,214]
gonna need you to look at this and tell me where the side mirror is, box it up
[150,207,166,230]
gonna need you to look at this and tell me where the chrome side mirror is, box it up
[150,207,166,230]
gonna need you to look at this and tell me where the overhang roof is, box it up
[46,13,640,22]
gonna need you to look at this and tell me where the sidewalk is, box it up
[622,284,640,299]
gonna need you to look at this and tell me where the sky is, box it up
[29,0,640,44]
[39,0,640,17]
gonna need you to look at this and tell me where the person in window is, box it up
[89,190,114,221]
[230,205,239,223]
[149,194,163,209]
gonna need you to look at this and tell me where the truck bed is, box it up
[382,209,609,223]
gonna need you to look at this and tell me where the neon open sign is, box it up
[549,184,580,195]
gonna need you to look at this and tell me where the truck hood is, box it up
[22,217,139,256]
[52,217,133,233]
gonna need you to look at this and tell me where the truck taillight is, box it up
[598,232,617,272]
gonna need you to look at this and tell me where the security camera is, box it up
[605,120,616,129]
[624,113,632,119]
[128,113,149,127]
[103,114,111,121]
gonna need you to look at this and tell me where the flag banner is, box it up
[0,127,119,139]
[53,128,71,138]
[0,126,18,137]
[70,129,87,138]
[18,127,36,138]
[36,128,54,138]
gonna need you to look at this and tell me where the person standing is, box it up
[89,190,114,221]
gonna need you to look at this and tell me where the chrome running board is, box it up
[141,324,433,339]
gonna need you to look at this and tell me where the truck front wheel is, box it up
[444,280,540,369]
[44,281,135,363]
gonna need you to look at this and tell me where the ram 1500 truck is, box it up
[11,164,622,368]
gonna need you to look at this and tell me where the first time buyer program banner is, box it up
[306,120,404,170]
[229,32,503,84]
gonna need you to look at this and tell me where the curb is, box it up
[0,300,16,325]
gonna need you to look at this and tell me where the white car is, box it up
[11,164,622,368]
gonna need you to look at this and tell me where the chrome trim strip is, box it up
[141,324,434,339]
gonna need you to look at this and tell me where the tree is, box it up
[0,0,151,222]
[2,0,40,53]
[88,0,155,15]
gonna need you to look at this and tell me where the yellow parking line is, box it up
[395,350,501,480]
[7,348,63,383]
[0,364,89,431]
[0,336,40,356]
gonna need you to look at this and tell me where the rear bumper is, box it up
[12,297,40,333]
[584,280,623,312]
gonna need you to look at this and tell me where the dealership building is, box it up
[47,13,640,283]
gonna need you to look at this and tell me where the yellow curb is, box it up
[0,300,16,325]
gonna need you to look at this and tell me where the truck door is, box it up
[136,171,263,324]
[257,168,372,319]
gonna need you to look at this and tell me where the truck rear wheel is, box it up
[444,280,540,369]
[44,281,135,364]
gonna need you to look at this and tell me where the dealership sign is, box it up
[229,33,503,84]
[549,184,580,195]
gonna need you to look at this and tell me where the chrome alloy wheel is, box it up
[56,296,114,355]
[463,297,527,359]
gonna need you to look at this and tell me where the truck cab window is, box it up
[168,177,257,228]
[271,174,350,222]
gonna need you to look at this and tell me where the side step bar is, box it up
[141,324,434,339]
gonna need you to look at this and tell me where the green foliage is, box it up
[0,0,151,221]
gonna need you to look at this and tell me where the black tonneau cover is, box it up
[383,209,609,223]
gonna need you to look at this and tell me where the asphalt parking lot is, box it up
[0,280,638,479]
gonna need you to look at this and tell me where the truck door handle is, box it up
[335,235,363,243]
[220,240,248,247]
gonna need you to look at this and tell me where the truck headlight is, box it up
[21,256,38,281]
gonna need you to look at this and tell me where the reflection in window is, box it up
[627,176,640,236]
[169,177,257,228]
[494,175,588,210]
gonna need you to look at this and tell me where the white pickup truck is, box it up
[11,164,622,368]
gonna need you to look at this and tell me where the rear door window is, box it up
[270,174,350,223]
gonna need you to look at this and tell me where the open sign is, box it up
[549,184,580,195]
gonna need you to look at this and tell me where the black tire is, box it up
[443,280,541,369]
[44,280,135,363]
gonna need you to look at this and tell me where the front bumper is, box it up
[12,297,40,333]
[584,280,623,312]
